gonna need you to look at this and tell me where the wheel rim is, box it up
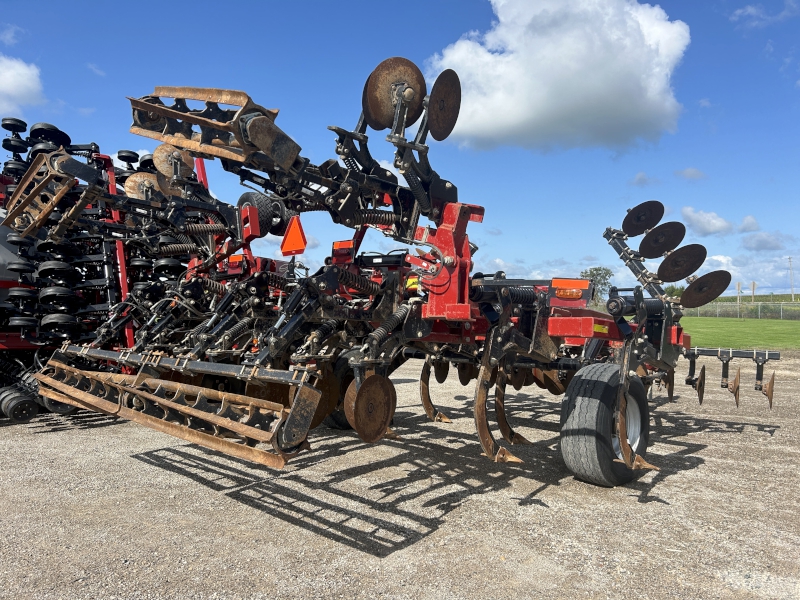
[612,394,642,458]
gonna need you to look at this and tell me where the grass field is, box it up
[714,293,797,303]
[680,317,800,349]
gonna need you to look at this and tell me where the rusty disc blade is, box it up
[153,143,194,177]
[638,221,686,259]
[657,244,707,282]
[697,365,706,404]
[343,374,394,444]
[541,369,566,395]
[123,172,160,200]
[364,57,427,130]
[457,363,473,386]
[681,270,731,308]
[361,74,383,131]
[433,360,449,384]
[510,368,525,391]
[310,365,340,429]
[428,69,461,141]
[622,200,664,237]
[156,172,181,198]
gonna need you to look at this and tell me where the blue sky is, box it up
[1,0,798,295]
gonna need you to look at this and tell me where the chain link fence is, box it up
[690,302,800,320]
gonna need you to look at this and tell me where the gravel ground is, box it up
[1,353,798,599]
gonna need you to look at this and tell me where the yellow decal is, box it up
[593,324,609,334]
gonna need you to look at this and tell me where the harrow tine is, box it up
[729,367,741,407]
[419,360,451,423]
[494,366,531,445]
[666,368,675,402]
[474,364,521,463]
[34,371,286,469]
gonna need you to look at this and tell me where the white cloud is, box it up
[681,206,734,236]
[426,0,690,150]
[0,53,44,115]
[742,231,793,252]
[87,63,106,77]
[629,171,660,186]
[0,24,22,45]
[486,227,502,236]
[731,1,799,27]
[77,107,96,116]
[698,98,712,108]
[675,167,707,180]
[738,215,760,232]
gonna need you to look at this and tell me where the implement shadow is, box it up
[27,411,123,433]
[132,413,572,557]
[129,386,780,556]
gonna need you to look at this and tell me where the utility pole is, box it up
[751,281,757,302]
[790,257,795,302]
[736,281,741,304]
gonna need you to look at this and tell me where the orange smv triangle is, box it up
[280,215,307,257]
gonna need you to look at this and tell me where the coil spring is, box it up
[343,156,359,171]
[198,278,226,295]
[336,268,381,295]
[260,271,288,291]
[351,210,399,226]
[310,319,341,344]
[367,304,410,347]
[159,243,198,256]
[403,168,431,214]
[186,223,226,234]
[296,204,328,213]
[188,317,211,343]
[508,287,538,304]
[220,317,254,350]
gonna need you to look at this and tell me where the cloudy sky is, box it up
[1,0,798,294]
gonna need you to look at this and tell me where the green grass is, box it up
[714,293,797,303]
[680,317,800,349]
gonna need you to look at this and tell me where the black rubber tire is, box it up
[29,122,71,147]
[1,117,27,133]
[3,160,28,177]
[3,393,39,423]
[28,141,58,159]
[9,317,38,328]
[237,191,274,236]
[116,150,139,164]
[560,363,650,487]
[2,137,28,154]
[6,233,33,247]
[8,260,36,274]
[42,396,77,416]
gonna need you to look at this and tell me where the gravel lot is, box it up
[1,353,798,599]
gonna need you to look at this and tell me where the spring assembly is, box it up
[351,209,399,226]
[185,223,227,235]
[336,268,381,296]
[508,286,538,305]
[159,243,198,256]
[198,277,227,295]
[402,168,431,214]
[309,319,342,344]
[366,304,410,347]
[343,156,359,171]
[220,317,255,350]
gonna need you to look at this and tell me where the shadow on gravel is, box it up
[27,411,123,433]
[128,389,781,557]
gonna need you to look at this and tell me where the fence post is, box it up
[781,303,783,320]
[717,304,719,317]
[759,303,761,319]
